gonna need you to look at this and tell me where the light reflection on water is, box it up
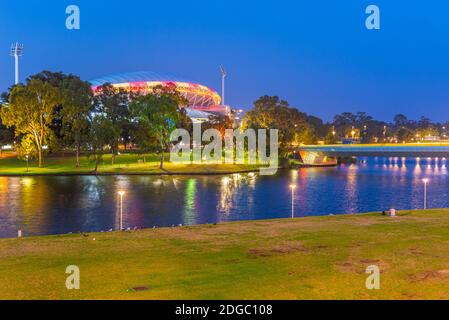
[1,157,449,238]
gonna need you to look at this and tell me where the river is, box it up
[0,157,447,238]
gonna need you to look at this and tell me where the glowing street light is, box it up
[290,184,297,219]
[422,179,429,210]
[25,155,29,172]
[118,191,126,230]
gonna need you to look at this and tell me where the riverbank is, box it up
[0,153,261,176]
[2,209,449,300]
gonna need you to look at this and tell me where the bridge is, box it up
[297,145,449,166]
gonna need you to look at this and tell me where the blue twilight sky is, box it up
[1,0,449,122]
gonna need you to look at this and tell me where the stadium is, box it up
[90,71,229,123]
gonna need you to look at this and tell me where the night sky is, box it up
[1,0,449,122]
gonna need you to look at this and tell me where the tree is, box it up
[0,122,14,155]
[1,79,62,167]
[418,116,432,129]
[331,112,388,144]
[396,127,415,143]
[325,128,339,144]
[132,121,158,163]
[0,91,15,155]
[16,134,37,160]
[94,84,132,164]
[89,116,120,173]
[202,113,233,138]
[306,115,327,139]
[333,112,357,138]
[177,108,194,133]
[130,87,186,169]
[28,71,71,148]
[242,96,317,157]
[415,126,439,140]
[60,76,94,167]
[393,114,409,128]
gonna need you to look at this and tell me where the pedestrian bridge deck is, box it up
[298,145,449,158]
[297,145,449,165]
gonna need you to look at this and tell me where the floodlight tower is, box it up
[220,65,227,106]
[10,43,24,85]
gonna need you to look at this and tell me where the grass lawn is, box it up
[2,209,449,300]
[0,152,261,176]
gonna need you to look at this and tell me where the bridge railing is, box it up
[299,146,449,153]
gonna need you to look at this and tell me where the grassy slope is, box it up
[0,153,260,175]
[1,210,449,300]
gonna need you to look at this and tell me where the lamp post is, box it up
[220,65,227,106]
[290,185,297,219]
[118,191,126,231]
[422,179,429,210]
[25,155,29,172]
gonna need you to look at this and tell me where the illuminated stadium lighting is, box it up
[90,71,231,123]
[90,71,225,112]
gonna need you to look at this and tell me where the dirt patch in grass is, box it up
[360,259,381,264]
[335,261,358,273]
[129,286,150,292]
[407,248,425,256]
[409,269,449,282]
[248,242,306,258]
[336,259,388,274]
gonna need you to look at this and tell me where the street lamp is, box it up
[422,179,429,210]
[351,127,356,140]
[118,191,126,230]
[290,185,297,219]
[25,155,29,172]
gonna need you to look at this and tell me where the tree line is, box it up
[0,71,446,169]
[0,71,192,170]
[325,112,448,144]
[242,97,449,154]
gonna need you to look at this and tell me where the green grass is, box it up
[2,209,449,300]
[0,152,261,176]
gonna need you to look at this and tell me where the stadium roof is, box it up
[185,109,212,120]
[90,71,194,87]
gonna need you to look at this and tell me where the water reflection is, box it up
[1,157,449,238]
[184,179,197,225]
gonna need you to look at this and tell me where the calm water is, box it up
[1,157,448,238]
